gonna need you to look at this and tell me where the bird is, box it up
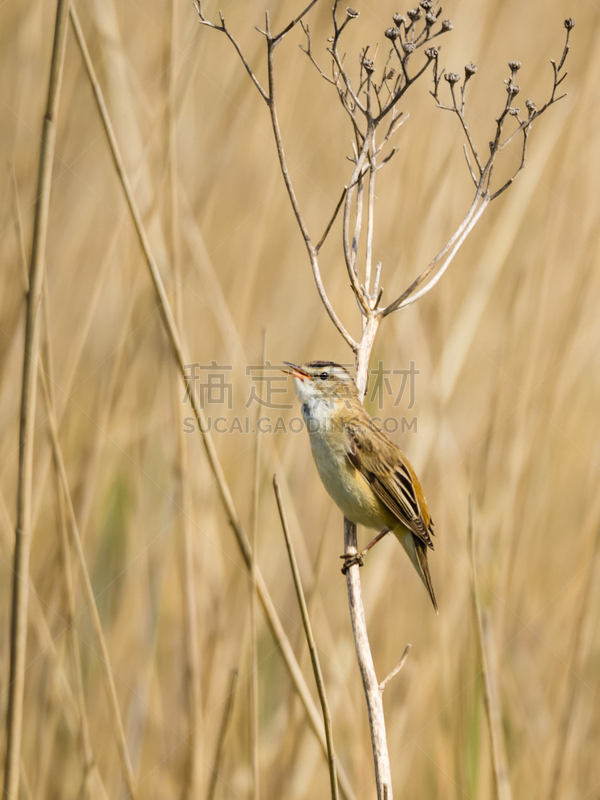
[283,360,438,612]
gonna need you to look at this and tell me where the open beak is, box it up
[282,361,312,381]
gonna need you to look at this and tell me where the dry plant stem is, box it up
[250,333,266,800]
[0,492,79,731]
[38,317,103,798]
[469,499,512,800]
[9,163,29,292]
[52,456,97,798]
[273,476,340,800]
[38,367,138,798]
[195,2,357,352]
[167,8,202,795]
[378,645,411,694]
[343,317,395,800]
[71,11,355,798]
[381,194,490,315]
[206,669,238,800]
[3,2,68,798]
[547,520,600,800]
[263,20,358,349]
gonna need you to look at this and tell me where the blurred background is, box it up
[1,0,599,798]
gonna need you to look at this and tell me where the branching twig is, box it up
[378,644,411,694]
[195,2,269,103]
[316,186,347,253]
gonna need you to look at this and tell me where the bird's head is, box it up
[282,361,360,409]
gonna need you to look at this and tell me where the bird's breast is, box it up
[305,418,384,530]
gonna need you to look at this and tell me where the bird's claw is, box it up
[340,551,364,575]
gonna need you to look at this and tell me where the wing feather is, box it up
[346,418,434,549]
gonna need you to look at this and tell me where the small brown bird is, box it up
[284,360,438,612]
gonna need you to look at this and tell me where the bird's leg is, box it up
[341,529,391,574]
[362,528,391,554]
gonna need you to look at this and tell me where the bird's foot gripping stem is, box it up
[340,529,391,575]
[340,551,364,575]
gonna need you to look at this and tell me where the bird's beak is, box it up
[282,361,312,381]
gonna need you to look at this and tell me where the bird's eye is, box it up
[320,372,329,380]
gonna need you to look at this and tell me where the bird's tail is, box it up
[394,528,438,614]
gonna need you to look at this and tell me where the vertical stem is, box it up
[274,477,340,800]
[206,670,238,800]
[167,5,202,797]
[250,331,266,800]
[39,371,138,797]
[344,313,392,800]
[3,2,69,797]
[39,331,103,799]
[469,498,512,800]
[364,136,377,296]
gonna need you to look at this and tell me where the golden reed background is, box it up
[0,0,599,798]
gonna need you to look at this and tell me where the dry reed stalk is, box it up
[71,286,138,537]
[274,475,340,800]
[206,669,238,800]
[37,365,138,797]
[8,163,28,293]
[3,2,69,796]
[39,353,108,800]
[30,222,114,532]
[469,498,512,800]
[69,9,356,797]
[0,487,82,747]
[249,331,266,800]
[39,304,91,782]
[167,5,202,796]
[546,512,600,800]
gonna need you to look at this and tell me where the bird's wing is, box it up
[346,418,435,549]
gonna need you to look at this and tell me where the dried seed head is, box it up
[441,19,453,32]
[403,41,416,54]
[346,7,359,18]
[564,17,576,29]
[445,72,460,85]
[363,58,375,73]
[525,98,537,114]
[465,62,477,77]
[425,12,436,25]
[407,7,422,21]
[425,46,439,60]
[386,68,396,79]
[508,60,521,72]
[385,27,400,40]
[393,13,407,27]
[420,0,433,9]
[508,107,520,116]
[507,83,520,96]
